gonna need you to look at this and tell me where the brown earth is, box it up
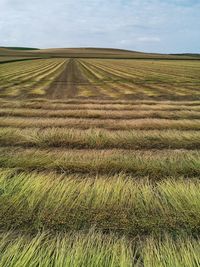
[47,59,91,98]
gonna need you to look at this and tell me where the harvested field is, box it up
[0,58,67,97]
[0,58,200,100]
[0,56,200,266]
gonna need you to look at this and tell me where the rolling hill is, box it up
[0,46,199,60]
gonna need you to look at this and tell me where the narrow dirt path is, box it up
[46,59,94,99]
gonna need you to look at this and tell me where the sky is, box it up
[0,0,200,53]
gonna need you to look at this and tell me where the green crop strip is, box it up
[0,148,199,178]
[0,231,199,267]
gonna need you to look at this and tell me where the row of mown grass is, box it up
[2,98,198,104]
[0,148,199,178]
[1,101,200,111]
[0,128,199,149]
[1,117,200,130]
[1,107,200,119]
[0,231,199,267]
[0,170,199,234]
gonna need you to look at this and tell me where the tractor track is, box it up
[47,59,94,99]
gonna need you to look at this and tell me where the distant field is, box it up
[0,58,66,97]
[0,56,40,63]
[0,58,200,99]
[1,46,199,59]
[0,55,200,266]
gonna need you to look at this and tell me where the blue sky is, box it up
[0,0,199,53]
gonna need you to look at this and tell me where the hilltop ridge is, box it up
[0,46,199,59]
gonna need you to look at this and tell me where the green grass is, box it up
[0,231,199,267]
[0,148,199,178]
[0,170,199,234]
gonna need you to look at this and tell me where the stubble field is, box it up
[0,56,200,266]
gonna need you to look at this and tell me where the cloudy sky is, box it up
[0,0,199,53]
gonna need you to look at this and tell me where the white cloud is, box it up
[0,0,199,53]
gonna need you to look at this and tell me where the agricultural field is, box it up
[0,57,39,63]
[0,55,200,266]
[0,58,200,99]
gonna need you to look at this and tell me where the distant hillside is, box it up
[171,53,200,58]
[39,47,137,54]
[0,46,199,60]
[0,47,38,57]
[27,47,200,59]
[0,47,39,50]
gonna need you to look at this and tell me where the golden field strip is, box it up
[0,128,200,149]
[0,58,200,99]
[1,106,200,119]
[0,57,200,266]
